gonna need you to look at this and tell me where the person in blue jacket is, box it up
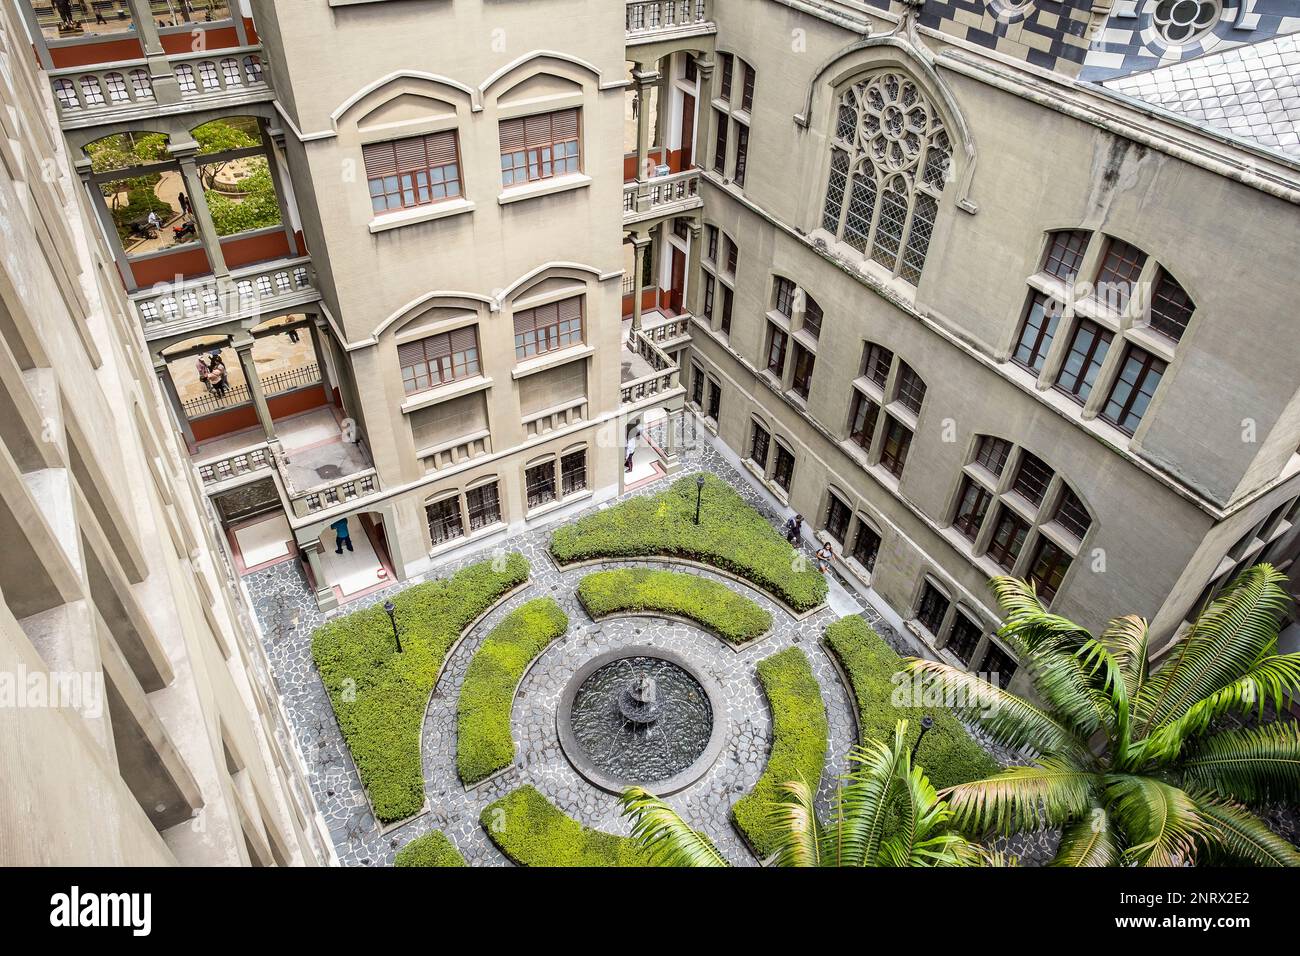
[330,517,353,555]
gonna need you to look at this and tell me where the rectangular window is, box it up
[1149,270,1193,343]
[774,277,796,317]
[499,108,580,187]
[1054,487,1091,540]
[719,53,734,101]
[702,274,715,321]
[862,342,893,389]
[1012,452,1054,507]
[691,363,705,406]
[513,296,584,359]
[773,443,795,492]
[733,124,749,187]
[726,238,738,275]
[983,642,1018,689]
[465,482,502,532]
[560,449,587,496]
[427,496,465,546]
[986,508,1030,571]
[852,523,881,572]
[791,344,815,400]
[803,299,823,339]
[706,379,722,422]
[1101,346,1166,435]
[749,421,770,469]
[741,63,755,112]
[1042,230,1089,282]
[946,614,983,666]
[1028,538,1072,604]
[880,417,912,477]
[1013,292,1060,373]
[767,326,789,377]
[719,287,733,335]
[364,131,461,214]
[825,494,851,544]
[953,475,992,542]
[712,112,729,173]
[706,225,718,261]
[1094,237,1147,313]
[974,436,1011,477]
[1054,319,1112,403]
[525,462,557,509]
[848,390,880,450]
[916,583,951,637]
[398,326,481,395]
[896,362,926,414]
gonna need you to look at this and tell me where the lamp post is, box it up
[693,473,706,525]
[383,599,403,654]
[911,715,934,761]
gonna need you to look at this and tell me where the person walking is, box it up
[330,517,354,555]
[816,543,833,574]
[624,424,642,472]
[783,513,803,545]
[195,354,211,392]
[178,191,191,216]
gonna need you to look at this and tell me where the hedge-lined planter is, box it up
[457,598,569,786]
[394,830,467,867]
[576,569,772,646]
[823,615,999,791]
[550,473,828,615]
[311,554,531,825]
[730,647,828,860]
[480,785,654,867]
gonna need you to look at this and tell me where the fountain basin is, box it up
[557,646,727,796]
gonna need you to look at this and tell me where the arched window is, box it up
[821,71,951,284]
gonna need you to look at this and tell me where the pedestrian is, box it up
[195,354,211,392]
[178,191,191,216]
[330,517,353,555]
[784,513,803,545]
[145,209,161,233]
[624,424,642,472]
[96,11,107,25]
[816,543,832,574]
[287,326,300,344]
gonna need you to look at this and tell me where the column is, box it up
[633,65,660,181]
[306,320,333,406]
[154,360,196,451]
[233,335,275,440]
[693,58,715,172]
[685,222,704,317]
[169,136,229,279]
[631,235,651,332]
[300,540,338,612]
[82,161,136,291]
[124,0,182,104]
[264,128,302,256]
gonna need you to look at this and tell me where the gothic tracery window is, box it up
[821,71,952,285]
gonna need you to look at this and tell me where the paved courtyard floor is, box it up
[246,428,1014,866]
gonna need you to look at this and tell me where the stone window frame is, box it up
[839,339,924,488]
[745,414,772,473]
[708,51,754,189]
[905,572,1006,674]
[810,483,886,586]
[423,475,506,554]
[943,433,1094,605]
[1008,230,1195,442]
[762,274,823,404]
[522,443,590,515]
[699,222,737,338]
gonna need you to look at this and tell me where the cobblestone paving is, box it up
[247,433,1005,867]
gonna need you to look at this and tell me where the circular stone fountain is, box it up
[557,647,726,795]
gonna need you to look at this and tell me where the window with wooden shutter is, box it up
[500,108,581,186]
[398,326,480,395]
[513,295,584,359]
[364,131,462,214]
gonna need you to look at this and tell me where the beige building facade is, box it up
[11,0,1300,723]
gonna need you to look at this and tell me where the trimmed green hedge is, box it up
[481,785,653,867]
[457,598,568,785]
[394,831,467,867]
[576,569,772,645]
[550,473,827,613]
[311,554,529,823]
[824,615,1000,791]
[732,647,828,858]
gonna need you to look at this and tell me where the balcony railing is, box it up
[417,430,492,474]
[623,168,702,224]
[523,398,588,438]
[625,0,714,41]
[621,328,681,406]
[182,363,322,420]
[196,442,274,485]
[49,48,269,124]
[642,314,693,347]
[133,257,319,337]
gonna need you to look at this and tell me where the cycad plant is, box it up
[618,721,990,866]
[905,563,1300,866]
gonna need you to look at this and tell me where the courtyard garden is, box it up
[274,460,1299,868]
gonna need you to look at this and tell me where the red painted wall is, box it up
[130,247,211,287]
[47,19,254,69]
[220,230,291,270]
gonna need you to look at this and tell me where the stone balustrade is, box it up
[132,257,318,336]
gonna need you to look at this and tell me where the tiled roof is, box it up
[1103,32,1300,160]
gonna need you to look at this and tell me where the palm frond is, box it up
[1051,806,1122,867]
[903,658,1089,761]
[618,787,730,867]
[1178,722,1300,805]
[1023,645,1117,742]
[941,760,1096,834]
[877,730,981,867]
[1104,775,1210,867]
[1094,614,1150,701]
[828,728,910,867]
[770,779,823,868]
[989,576,1094,655]
[1187,792,1300,867]
[1135,564,1290,733]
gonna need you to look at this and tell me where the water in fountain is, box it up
[568,655,713,784]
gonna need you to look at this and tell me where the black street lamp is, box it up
[383,599,403,653]
[911,715,934,761]
[693,473,706,525]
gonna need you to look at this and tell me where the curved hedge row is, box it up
[550,473,827,613]
[824,615,999,790]
[311,553,530,823]
[731,647,828,858]
[576,568,772,645]
[481,785,653,866]
[457,598,569,785]
[394,831,467,867]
